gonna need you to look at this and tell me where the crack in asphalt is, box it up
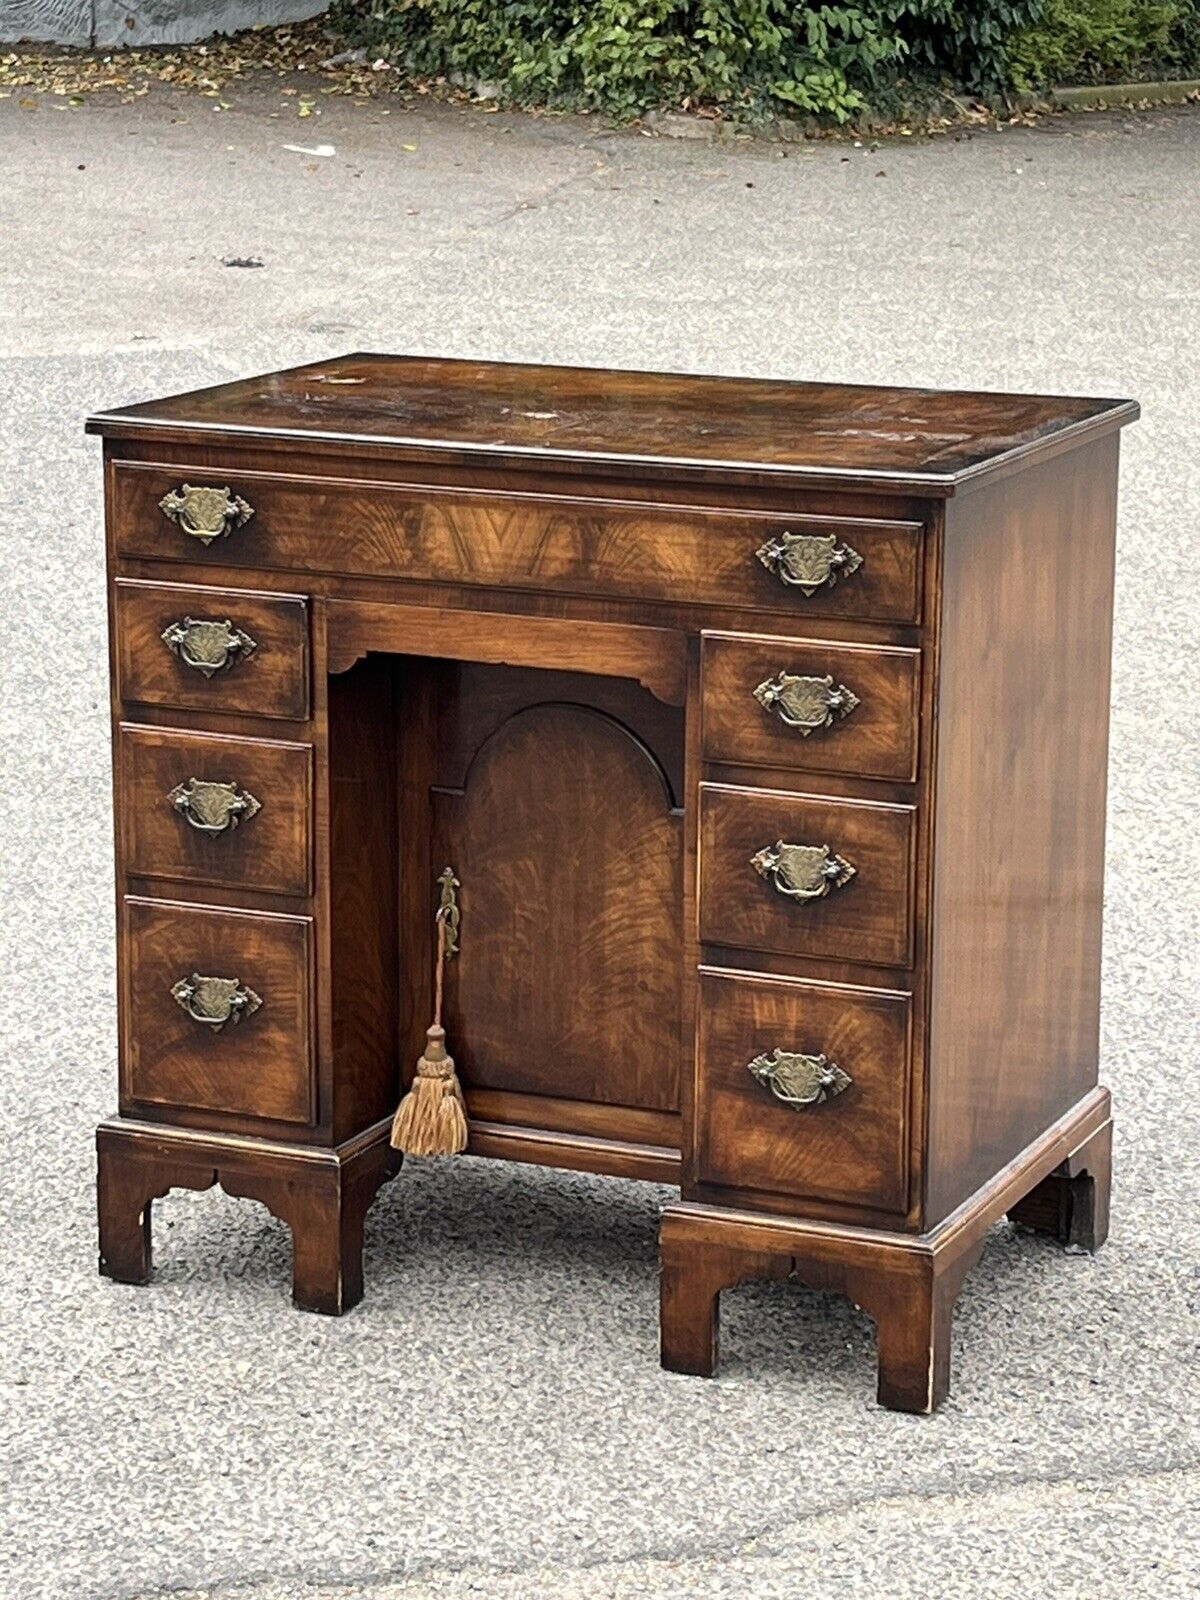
[117,1457,1200,1600]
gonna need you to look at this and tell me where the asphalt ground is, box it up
[1,84,1197,1599]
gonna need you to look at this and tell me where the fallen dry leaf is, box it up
[0,17,1065,139]
[0,22,418,107]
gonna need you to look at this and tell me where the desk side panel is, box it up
[925,436,1119,1224]
[327,648,401,1144]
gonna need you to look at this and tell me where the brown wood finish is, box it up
[118,723,312,896]
[660,1240,793,1377]
[114,578,310,720]
[326,652,402,1143]
[327,597,686,705]
[434,663,685,806]
[432,700,683,1112]
[696,968,911,1213]
[663,1088,1111,1411]
[701,631,920,781]
[122,897,315,1124]
[465,1089,680,1149]
[113,461,924,625]
[1007,1118,1111,1251]
[467,1121,680,1184]
[91,354,1135,1407]
[699,783,916,969]
[88,352,1135,496]
[105,430,934,537]
[393,654,438,1097]
[925,436,1122,1224]
[97,1117,401,1313]
[1011,1113,1113,1248]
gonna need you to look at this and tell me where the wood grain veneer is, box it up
[118,723,313,896]
[114,578,310,720]
[700,631,920,781]
[698,782,917,969]
[112,461,923,624]
[90,353,1135,1410]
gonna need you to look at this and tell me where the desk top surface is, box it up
[89,352,1137,496]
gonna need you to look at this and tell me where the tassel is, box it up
[390,1024,468,1156]
[390,893,468,1157]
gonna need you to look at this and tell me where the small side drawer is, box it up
[696,967,911,1214]
[699,783,916,969]
[114,579,309,720]
[121,898,314,1125]
[111,462,922,624]
[701,632,920,781]
[118,724,313,896]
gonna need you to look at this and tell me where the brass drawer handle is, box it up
[751,841,855,901]
[754,671,860,735]
[748,1049,851,1108]
[169,777,261,836]
[170,973,261,1030]
[161,616,258,679]
[755,531,863,595]
[159,484,254,546]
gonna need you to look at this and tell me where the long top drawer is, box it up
[111,463,923,624]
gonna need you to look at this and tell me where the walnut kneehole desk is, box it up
[88,355,1136,1413]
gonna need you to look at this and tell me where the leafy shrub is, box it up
[339,1,1047,120]
[338,0,1200,118]
[1177,0,1200,65]
[902,0,1044,89]
[1009,0,1194,87]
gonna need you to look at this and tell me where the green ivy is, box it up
[898,1,1045,88]
[1009,0,1198,87]
[335,0,1200,119]
[337,1,1025,117]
